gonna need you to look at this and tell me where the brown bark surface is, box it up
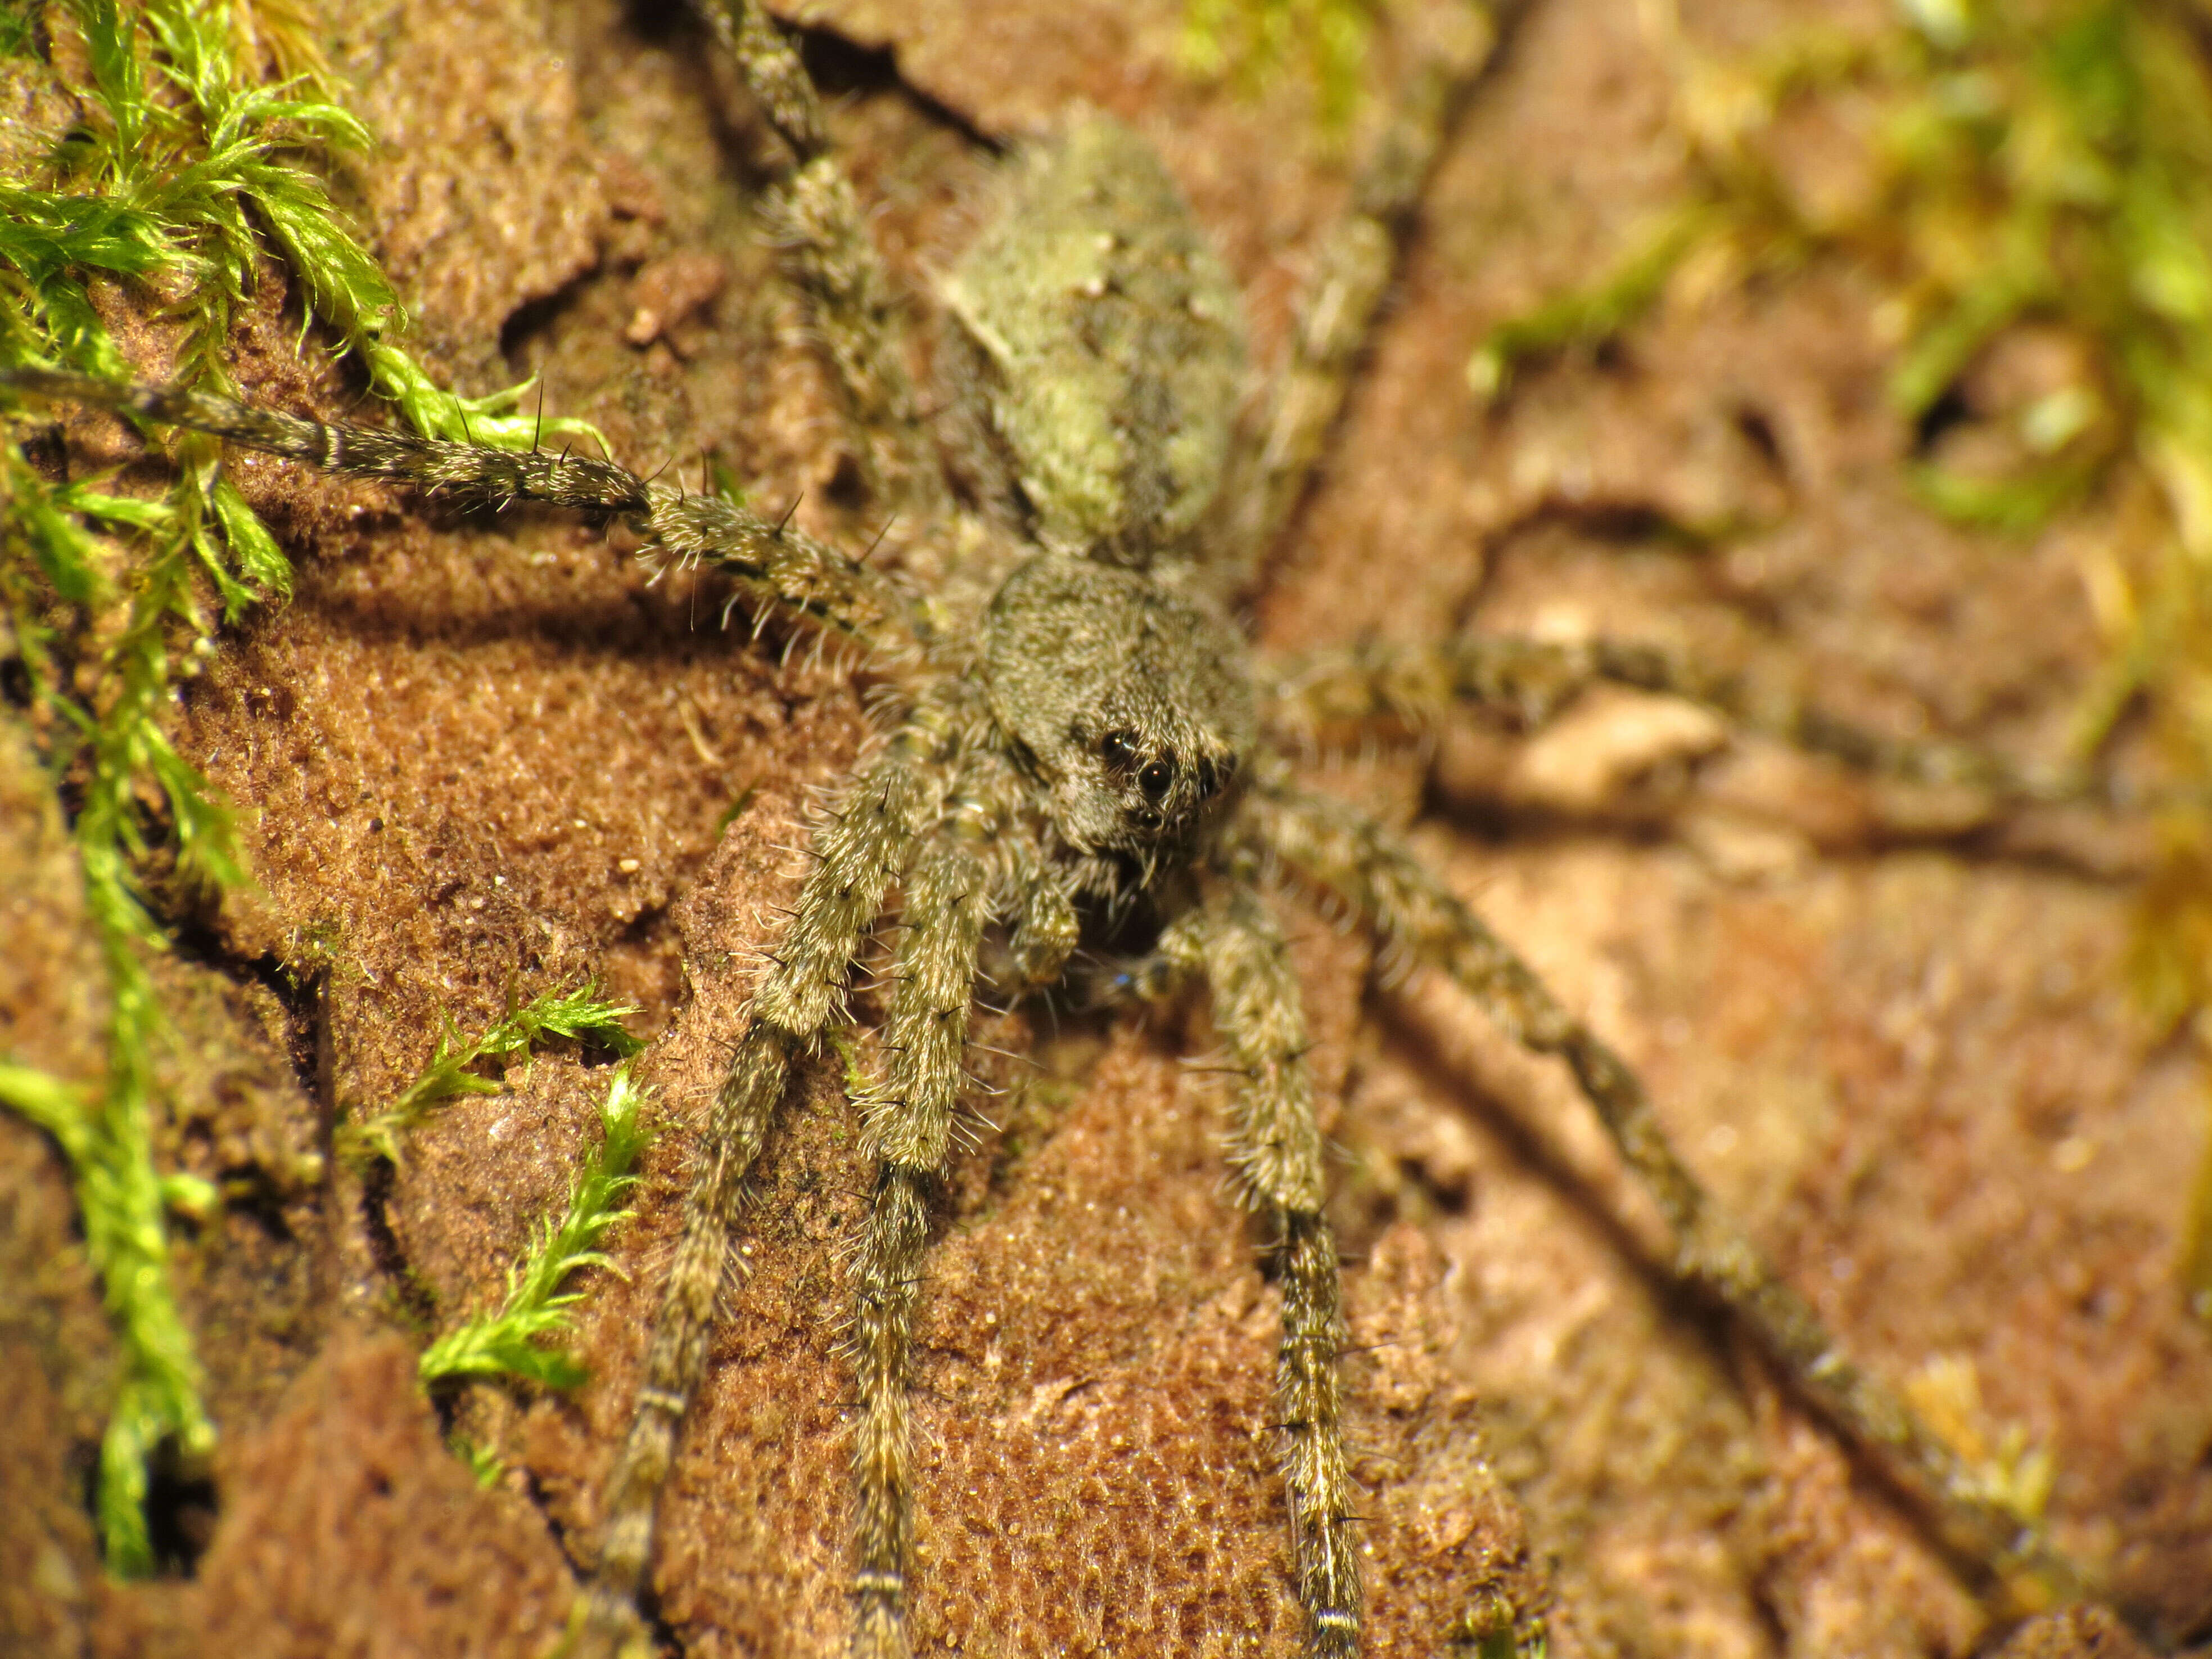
[3,1,2210,1656]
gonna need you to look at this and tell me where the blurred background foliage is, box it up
[1467,0,2212,1318]
[1180,0,1383,135]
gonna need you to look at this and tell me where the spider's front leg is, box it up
[843,756,1053,1658]
[567,716,949,1659]
[847,802,989,1656]
[2,370,919,659]
[1154,883,1363,1658]
[1243,775,2087,1614]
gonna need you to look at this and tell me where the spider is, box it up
[6,0,2105,1652]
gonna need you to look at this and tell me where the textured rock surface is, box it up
[3,0,2209,1655]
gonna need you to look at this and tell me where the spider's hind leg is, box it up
[1244,776,2087,1615]
[1262,632,2092,802]
[691,0,940,514]
[1211,19,1494,590]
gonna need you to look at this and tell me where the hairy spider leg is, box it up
[1157,884,1364,1656]
[1211,19,1491,590]
[568,720,947,1659]
[1262,635,2093,801]
[1245,776,2086,1613]
[0,370,919,658]
[843,754,1031,1658]
[695,0,941,514]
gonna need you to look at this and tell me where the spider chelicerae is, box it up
[10,0,2098,1652]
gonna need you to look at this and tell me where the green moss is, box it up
[0,0,608,1572]
[0,1059,213,1573]
[451,1434,507,1489]
[1179,0,1382,136]
[1447,1591,1547,1659]
[0,8,39,58]
[1470,0,2212,552]
[336,985,644,1169]
[1468,204,1719,405]
[417,1064,654,1395]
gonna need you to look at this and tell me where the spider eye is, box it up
[1137,758,1173,802]
[1100,730,1138,766]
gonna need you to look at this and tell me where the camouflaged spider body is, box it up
[9,1,2083,1652]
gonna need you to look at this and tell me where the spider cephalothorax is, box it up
[983,554,1252,861]
[3,1,2089,1654]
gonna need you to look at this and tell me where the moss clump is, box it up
[418,1062,654,1398]
[0,0,600,1573]
[336,984,644,1170]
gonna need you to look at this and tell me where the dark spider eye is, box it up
[1137,758,1173,802]
[1195,758,1218,799]
[1100,730,1138,766]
